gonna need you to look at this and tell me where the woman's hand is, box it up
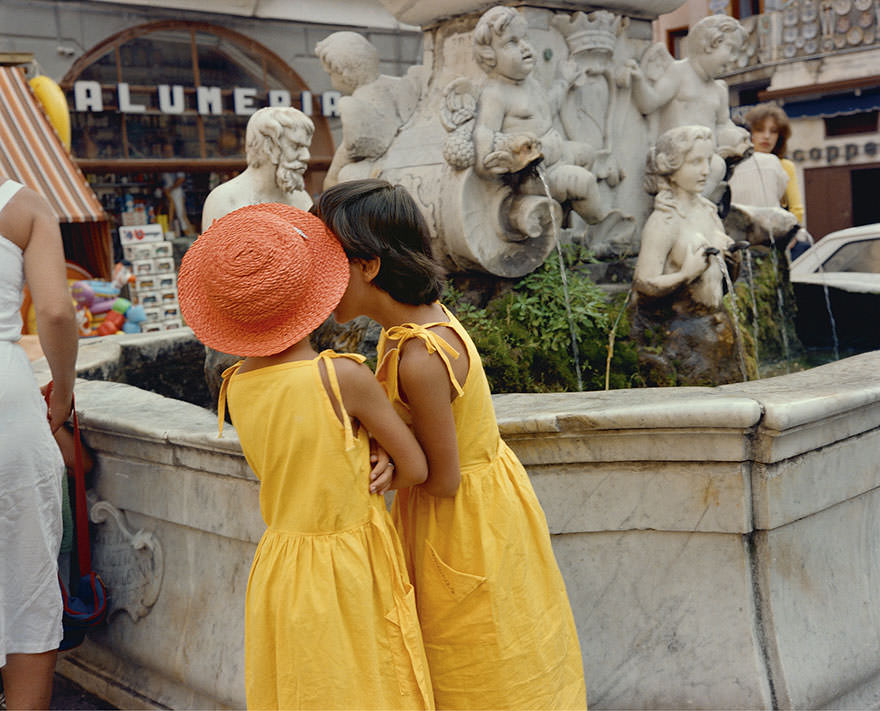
[41,381,73,434]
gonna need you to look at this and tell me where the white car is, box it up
[790,223,880,350]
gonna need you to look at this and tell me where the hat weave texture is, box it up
[178,203,349,356]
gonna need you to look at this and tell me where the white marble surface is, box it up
[57,349,880,709]
[376,0,686,25]
[555,530,772,709]
[755,489,880,709]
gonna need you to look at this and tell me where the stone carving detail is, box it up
[90,500,164,622]
[318,3,702,276]
[201,107,314,230]
[629,15,750,205]
[630,125,749,386]
[316,32,424,188]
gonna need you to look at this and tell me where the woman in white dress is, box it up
[0,177,77,709]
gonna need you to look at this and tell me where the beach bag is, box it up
[46,384,109,650]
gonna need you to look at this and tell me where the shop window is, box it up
[667,27,688,59]
[61,20,333,238]
[62,21,329,165]
[728,0,762,18]
[852,167,880,227]
[738,86,768,107]
[824,111,879,137]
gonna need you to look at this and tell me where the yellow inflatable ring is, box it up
[29,75,71,150]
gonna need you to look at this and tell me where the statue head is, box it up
[245,107,315,194]
[315,32,380,95]
[645,125,714,195]
[686,15,746,77]
[473,6,535,81]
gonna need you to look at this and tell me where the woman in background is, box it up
[744,103,805,224]
[0,178,77,709]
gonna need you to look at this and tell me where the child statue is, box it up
[315,32,424,189]
[631,125,751,385]
[627,15,749,201]
[470,6,624,232]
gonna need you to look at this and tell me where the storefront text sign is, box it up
[72,81,341,118]
[791,139,879,165]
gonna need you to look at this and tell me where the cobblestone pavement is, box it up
[51,674,116,710]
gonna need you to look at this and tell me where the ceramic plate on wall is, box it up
[847,25,863,43]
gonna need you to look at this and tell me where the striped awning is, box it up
[0,66,106,223]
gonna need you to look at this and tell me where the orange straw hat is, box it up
[178,203,349,356]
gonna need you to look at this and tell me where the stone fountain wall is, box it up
[38,331,880,709]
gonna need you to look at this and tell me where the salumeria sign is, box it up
[72,80,342,117]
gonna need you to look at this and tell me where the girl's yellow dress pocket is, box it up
[419,540,496,646]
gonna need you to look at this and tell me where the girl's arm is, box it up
[333,358,428,493]
[397,342,461,498]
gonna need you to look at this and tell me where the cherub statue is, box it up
[315,31,423,188]
[201,107,313,230]
[468,6,608,225]
[626,15,749,199]
[439,6,634,253]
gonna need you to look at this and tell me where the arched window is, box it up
[61,20,332,177]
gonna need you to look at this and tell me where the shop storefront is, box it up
[760,80,880,240]
[0,65,112,280]
[60,20,337,254]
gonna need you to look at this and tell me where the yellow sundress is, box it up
[379,306,587,710]
[220,350,434,711]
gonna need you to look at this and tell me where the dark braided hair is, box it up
[314,179,445,305]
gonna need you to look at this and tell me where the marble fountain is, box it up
[40,2,880,708]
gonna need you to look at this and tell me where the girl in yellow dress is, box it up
[177,203,434,710]
[315,179,587,710]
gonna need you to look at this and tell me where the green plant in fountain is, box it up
[444,247,641,393]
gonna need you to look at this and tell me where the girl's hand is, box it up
[369,442,395,495]
[370,459,395,495]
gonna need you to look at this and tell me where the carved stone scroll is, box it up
[90,500,164,622]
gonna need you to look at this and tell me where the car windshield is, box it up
[821,237,880,273]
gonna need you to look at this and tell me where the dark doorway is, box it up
[804,164,852,239]
[852,167,880,227]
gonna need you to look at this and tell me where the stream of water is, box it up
[799,232,840,361]
[536,168,584,391]
[765,228,791,373]
[744,250,760,367]
[712,252,749,382]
